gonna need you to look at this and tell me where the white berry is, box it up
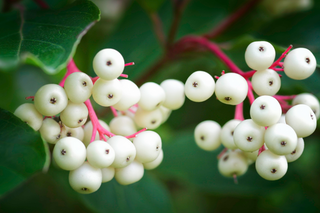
[69,161,102,194]
[194,120,221,151]
[215,73,248,105]
[53,137,87,171]
[255,150,288,181]
[245,41,275,71]
[115,161,144,185]
[34,84,68,116]
[14,103,43,131]
[93,48,125,80]
[87,140,116,168]
[184,71,215,102]
[283,48,316,80]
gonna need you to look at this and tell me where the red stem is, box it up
[84,99,115,142]
[176,36,244,74]
[273,95,296,101]
[125,62,135,67]
[234,102,244,120]
[110,106,118,117]
[242,70,256,79]
[217,147,228,159]
[59,59,81,87]
[246,80,255,104]
[258,144,266,155]
[270,45,293,68]
[125,128,148,139]
[25,96,35,101]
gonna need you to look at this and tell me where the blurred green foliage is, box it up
[0,0,320,212]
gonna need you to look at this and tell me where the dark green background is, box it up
[0,0,320,212]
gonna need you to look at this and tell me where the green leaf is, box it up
[0,0,100,74]
[0,165,174,213]
[80,172,174,213]
[0,108,50,197]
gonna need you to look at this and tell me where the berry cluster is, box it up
[13,48,185,194]
[191,41,319,181]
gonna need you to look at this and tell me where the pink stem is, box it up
[217,147,228,159]
[120,74,128,78]
[176,36,244,74]
[91,76,99,84]
[246,80,255,104]
[128,108,136,114]
[59,59,81,87]
[269,45,293,68]
[84,99,115,142]
[233,174,238,184]
[125,62,135,67]
[234,102,244,120]
[25,96,34,101]
[242,70,256,79]
[273,68,284,71]
[273,95,296,101]
[258,144,266,156]
[125,128,148,139]
[110,106,118,117]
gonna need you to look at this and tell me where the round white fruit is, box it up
[283,48,317,80]
[220,119,241,150]
[69,161,102,194]
[160,79,185,110]
[218,150,248,177]
[245,41,276,71]
[194,120,221,151]
[250,95,282,127]
[53,137,86,171]
[14,103,43,131]
[215,73,248,105]
[64,72,93,103]
[285,138,304,163]
[92,78,122,107]
[134,107,163,130]
[133,131,162,163]
[285,104,317,137]
[251,69,281,96]
[101,167,115,183]
[107,136,136,168]
[87,140,116,168]
[112,79,141,111]
[138,82,166,111]
[109,116,137,136]
[92,48,125,80]
[264,123,298,155]
[115,161,144,185]
[143,149,164,170]
[39,118,63,144]
[60,101,88,128]
[255,150,288,181]
[233,119,265,152]
[34,84,68,116]
[184,71,215,102]
[292,93,320,119]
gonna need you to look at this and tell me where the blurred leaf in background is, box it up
[1,0,320,212]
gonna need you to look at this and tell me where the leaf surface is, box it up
[0,0,100,74]
[0,108,50,197]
